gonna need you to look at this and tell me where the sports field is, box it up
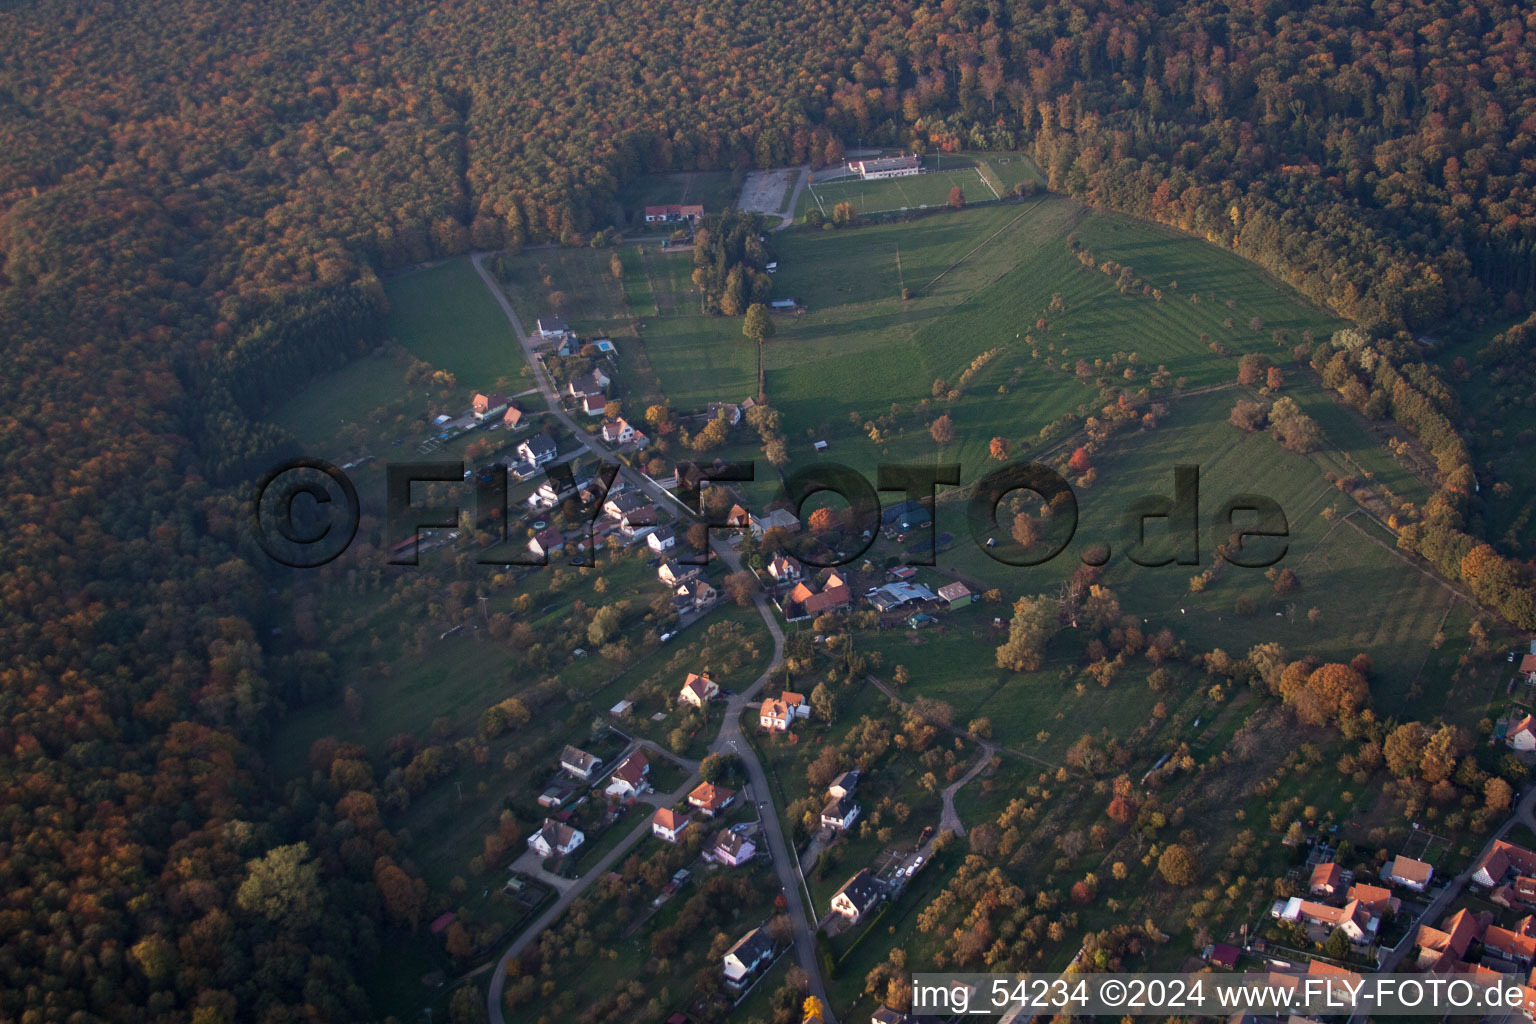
[797,152,1042,219]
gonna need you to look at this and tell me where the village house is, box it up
[1493,875,1536,909]
[675,578,717,612]
[828,770,859,800]
[647,526,676,552]
[1521,652,1536,684]
[644,203,704,225]
[1412,908,1488,970]
[678,671,719,708]
[1483,917,1536,966]
[750,507,801,538]
[766,552,802,585]
[601,417,645,447]
[779,690,809,719]
[566,369,610,399]
[687,781,735,817]
[536,315,569,340]
[472,392,510,422]
[658,560,701,586]
[830,869,885,924]
[706,829,756,867]
[1346,882,1396,915]
[517,433,558,467]
[620,508,658,539]
[759,697,794,732]
[1391,854,1436,891]
[1473,840,1536,888]
[602,490,646,520]
[560,745,602,781]
[1509,714,1536,751]
[721,925,774,988]
[581,393,606,417]
[604,750,650,799]
[820,793,861,831]
[1273,896,1378,945]
[1310,861,1344,896]
[502,404,525,430]
[527,818,584,858]
[527,526,565,559]
[651,807,691,843]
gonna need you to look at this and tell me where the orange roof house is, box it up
[1310,862,1343,895]
[1346,883,1393,914]
[687,782,735,815]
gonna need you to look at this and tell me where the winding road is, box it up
[471,253,834,1024]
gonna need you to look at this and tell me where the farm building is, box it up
[937,582,972,608]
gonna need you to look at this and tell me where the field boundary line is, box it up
[976,165,1000,200]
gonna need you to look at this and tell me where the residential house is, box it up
[1510,714,1536,752]
[658,560,701,587]
[651,807,691,843]
[603,491,647,520]
[937,581,972,608]
[1346,883,1396,915]
[828,770,859,800]
[647,526,676,552]
[1413,908,1489,970]
[706,829,756,867]
[760,697,794,732]
[848,154,921,179]
[601,417,645,447]
[581,393,607,417]
[560,745,602,780]
[1495,875,1536,909]
[721,926,774,988]
[472,393,509,421]
[1521,653,1536,684]
[1208,942,1241,969]
[1473,840,1536,887]
[802,582,853,617]
[679,672,719,708]
[750,508,801,537]
[518,433,558,466]
[536,315,569,340]
[528,527,565,559]
[724,504,751,528]
[502,404,525,430]
[527,818,584,858]
[766,553,802,585]
[1275,897,1378,945]
[830,869,885,924]
[820,793,861,831]
[1391,854,1436,891]
[644,203,705,225]
[620,507,658,538]
[567,370,610,400]
[604,750,651,799]
[687,782,735,817]
[1483,918,1536,966]
[1310,862,1344,896]
[675,578,716,612]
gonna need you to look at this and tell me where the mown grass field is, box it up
[616,169,739,224]
[385,257,527,384]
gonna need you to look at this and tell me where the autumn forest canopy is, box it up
[4,0,1536,1019]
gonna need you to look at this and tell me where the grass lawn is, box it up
[640,314,760,410]
[617,170,739,225]
[385,257,527,384]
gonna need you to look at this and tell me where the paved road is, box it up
[472,253,832,1023]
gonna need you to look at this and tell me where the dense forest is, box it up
[3,0,1536,1019]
